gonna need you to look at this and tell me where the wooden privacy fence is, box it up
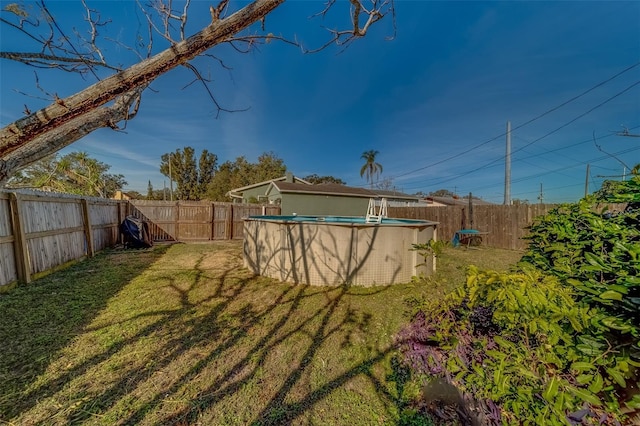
[0,190,125,287]
[0,193,280,288]
[1,191,624,288]
[126,200,281,242]
[389,204,560,251]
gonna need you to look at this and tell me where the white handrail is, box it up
[365,198,388,223]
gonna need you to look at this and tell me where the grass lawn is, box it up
[0,242,521,425]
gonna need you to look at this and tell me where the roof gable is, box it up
[271,182,376,198]
[227,175,311,198]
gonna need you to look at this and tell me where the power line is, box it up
[412,80,640,188]
[389,61,640,181]
[451,145,640,194]
[510,80,640,156]
[509,181,584,200]
[509,124,640,168]
[397,125,639,191]
[404,144,640,195]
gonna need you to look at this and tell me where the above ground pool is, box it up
[243,215,438,286]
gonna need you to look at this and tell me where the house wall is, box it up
[280,193,370,216]
[242,185,270,203]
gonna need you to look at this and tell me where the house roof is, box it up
[425,195,493,206]
[227,175,311,199]
[268,182,376,198]
[372,189,420,201]
[228,175,420,202]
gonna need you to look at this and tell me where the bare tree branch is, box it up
[0,51,120,71]
[80,0,111,66]
[0,16,43,46]
[182,63,249,118]
[306,0,395,53]
[0,89,144,183]
[1,0,287,159]
[1,0,396,185]
[13,70,65,105]
[2,1,120,75]
[39,0,101,80]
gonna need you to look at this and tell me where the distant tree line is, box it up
[6,149,495,203]
[6,147,347,200]
[151,147,346,202]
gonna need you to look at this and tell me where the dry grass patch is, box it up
[0,241,521,425]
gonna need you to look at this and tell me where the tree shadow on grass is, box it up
[0,244,171,420]
[3,241,415,425]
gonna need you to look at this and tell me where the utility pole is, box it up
[169,153,174,202]
[469,192,474,229]
[537,183,543,204]
[584,164,590,198]
[504,120,511,205]
[616,126,640,137]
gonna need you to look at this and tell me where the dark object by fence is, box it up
[452,229,487,247]
[120,216,153,249]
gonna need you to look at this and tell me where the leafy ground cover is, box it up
[0,241,520,425]
[398,173,640,425]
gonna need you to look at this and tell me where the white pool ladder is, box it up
[365,197,388,223]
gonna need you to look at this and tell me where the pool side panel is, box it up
[280,222,359,285]
[353,225,433,286]
[243,219,437,286]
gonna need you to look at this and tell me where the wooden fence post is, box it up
[225,204,234,240]
[175,201,180,242]
[81,199,95,257]
[9,193,30,284]
[117,201,124,244]
[210,203,215,240]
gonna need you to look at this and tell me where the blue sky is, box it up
[1,0,639,203]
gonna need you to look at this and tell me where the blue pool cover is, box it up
[248,215,435,226]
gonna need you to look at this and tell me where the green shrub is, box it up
[398,267,640,425]
[520,199,640,332]
[398,170,640,424]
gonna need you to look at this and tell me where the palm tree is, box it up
[360,150,383,189]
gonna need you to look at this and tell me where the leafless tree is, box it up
[0,0,395,184]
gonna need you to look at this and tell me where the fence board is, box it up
[233,205,264,239]
[0,242,17,287]
[389,204,560,250]
[389,203,628,250]
[213,203,228,239]
[21,196,85,275]
[0,190,122,287]
[128,201,279,241]
[0,193,11,237]
[27,231,85,276]
[177,202,212,240]
[88,200,121,251]
[127,201,176,241]
[10,193,30,283]
[0,193,17,286]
